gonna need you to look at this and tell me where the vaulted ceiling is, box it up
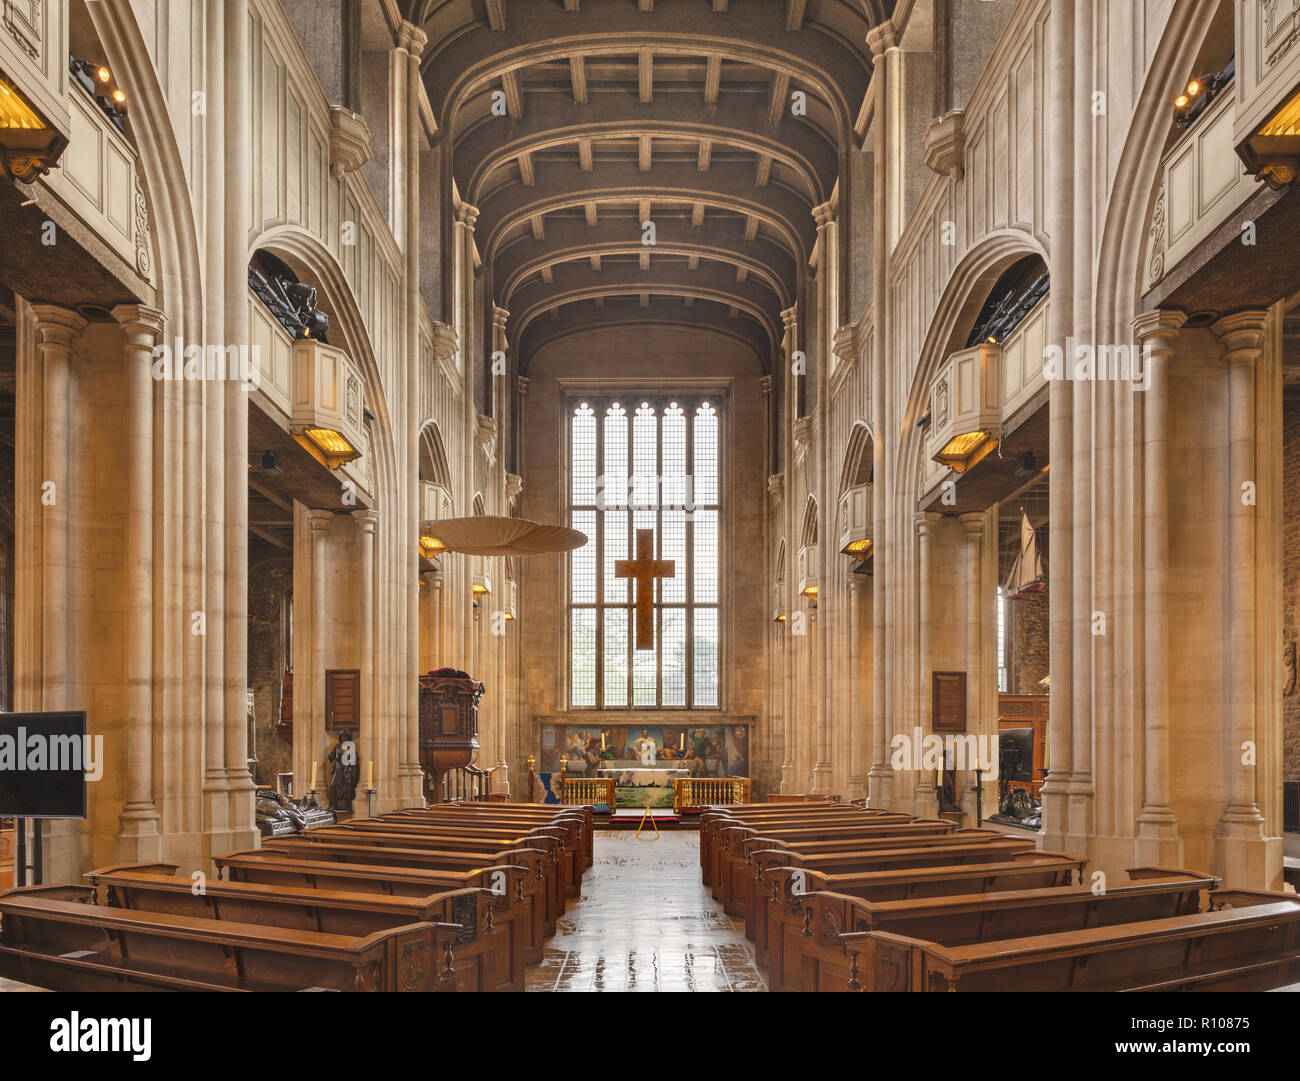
[410,0,886,372]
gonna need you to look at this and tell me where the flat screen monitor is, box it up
[0,711,89,819]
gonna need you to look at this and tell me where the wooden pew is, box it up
[257,837,565,935]
[83,862,521,991]
[844,892,1300,992]
[700,807,912,887]
[387,804,593,870]
[286,827,571,926]
[795,868,1220,992]
[758,853,1086,987]
[215,851,547,965]
[715,820,967,914]
[0,886,457,991]
[337,818,583,897]
[723,828,1005,921]
[393,805,594,870]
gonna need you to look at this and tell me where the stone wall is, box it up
[248,562,293,789]
[1283,402,1300,781]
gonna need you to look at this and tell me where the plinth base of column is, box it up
[1214,807,1276,888]
[114,803,163,863]
[1038,780,1069,852]
[845,774,865,802]
[912,781,939,821]
[865,764,892,808]
[809,763,833,796]
[780,763,798,794]
[1135,806,1184,868]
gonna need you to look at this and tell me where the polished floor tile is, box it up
[525,830,767,992]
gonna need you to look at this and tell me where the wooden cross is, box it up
[614,528,675,650]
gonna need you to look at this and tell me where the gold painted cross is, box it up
[614,528,675,650]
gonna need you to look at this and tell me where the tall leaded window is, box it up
[569,397,720,709]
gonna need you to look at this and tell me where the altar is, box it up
[597,767,688,809]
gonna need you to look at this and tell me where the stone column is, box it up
[957,512,988,822]
[846,573,866,800]
[1039,0,1075,852]
[354,509,379,813]
[400,21,429,805]
[1133,309,1187,864]
[1212,310,1270,885]
[112,304,166,858]
[913,512,941,818]
[305,509,334,796]
[496,596,510,797]
[28,306,86,709]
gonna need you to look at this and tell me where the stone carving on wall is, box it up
[1285,638,1296,696]
[934,377,950,430]
[4,0,42,61]
[1147,180,1167,289]
[133,173,152,279]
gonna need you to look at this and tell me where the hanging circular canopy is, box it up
[421,515,588,556]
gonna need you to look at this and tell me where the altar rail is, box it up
[674,778,751,813]
[561,777,615,808]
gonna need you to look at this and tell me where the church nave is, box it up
[526,831,765,993]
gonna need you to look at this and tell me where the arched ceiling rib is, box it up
[412,0,885,375]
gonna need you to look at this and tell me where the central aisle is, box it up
[525,830,768,992]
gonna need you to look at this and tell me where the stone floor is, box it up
[525,829,768,992]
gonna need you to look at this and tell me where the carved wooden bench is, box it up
[845,894,1300,992]
[215,850,546,964]
[0,886,454,992]
[82,862,520,991]
[758,853,1088,985]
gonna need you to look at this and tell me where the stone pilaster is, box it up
[111,303,166,859]
[913,511,941,819]
[1212,310,1270,886]
[1133,309,1187,866]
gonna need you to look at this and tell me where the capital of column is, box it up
[914,510,941,537]
[28,304,88,351]
[767,472,784,498]
[957,511,986,537]
[430,321,459,362]
[780,305,798,331]
[397,21,427,58]
[517,374,530,396]
[1131,308,1187,353]
[352,509,380,534]
[759,374,773,395]
[812,201,836,229]
[110,303,166,344]
[456,202,480,229]
[1211,310,1269,365]
[492,304,509,332]
[847,573,866,593]
[506,473,523,500]
[866,20,897,57]
[307,508,335,535]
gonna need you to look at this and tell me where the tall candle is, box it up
[310,761,318,789]
[368,759,374,789]
[601,732,606,750]
[680,733,685,751]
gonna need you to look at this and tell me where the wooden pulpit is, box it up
[417,668,484,803]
